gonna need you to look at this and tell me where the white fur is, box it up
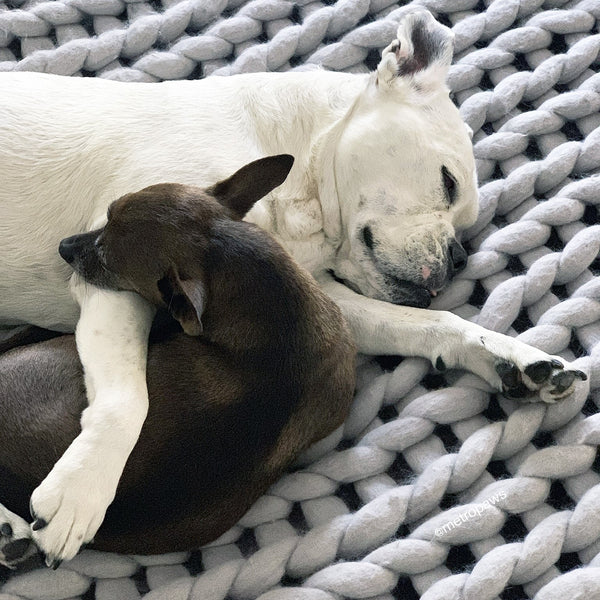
[0,10,583,562]
[28,281,155,563]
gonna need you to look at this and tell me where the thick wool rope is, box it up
[110,483,600,599]
[0,1,599,599]
[1,0,597,81]
[154,386,596,596]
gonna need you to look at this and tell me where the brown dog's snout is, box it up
[59,232,95,264]
[59,235,79,264]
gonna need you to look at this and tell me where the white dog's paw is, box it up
[30,467,110,567]
[0,505,37,569]
[439,333,587,403]
[493,356,587,403]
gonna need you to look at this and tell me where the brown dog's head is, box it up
[59,154,294,335]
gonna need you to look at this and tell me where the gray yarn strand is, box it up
[0,1,599,599]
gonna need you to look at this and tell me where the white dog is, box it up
[0,10,585,565]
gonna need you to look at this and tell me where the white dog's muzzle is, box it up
[352,228,468,308]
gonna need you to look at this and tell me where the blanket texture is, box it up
[0,0,599,599]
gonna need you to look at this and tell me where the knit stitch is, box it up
[0,1,599,599]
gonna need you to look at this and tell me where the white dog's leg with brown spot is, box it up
[29,278,155,566]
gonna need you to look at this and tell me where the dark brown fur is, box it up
[0,156,356,554]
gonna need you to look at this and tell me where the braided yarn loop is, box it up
[0,0,599,598]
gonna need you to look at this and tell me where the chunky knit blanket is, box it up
[0,1,599,599]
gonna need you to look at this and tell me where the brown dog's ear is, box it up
[208,154,294,219]
[157,266,205,336]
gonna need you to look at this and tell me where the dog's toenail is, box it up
[1,523,13,537]
[32,519,47,531]
[574,370,587,381]
[435,356,446,372]
[44,555,61,569]
[550,359,564,369]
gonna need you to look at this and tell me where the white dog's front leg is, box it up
[319,275,587,401]
[30,279,155,566]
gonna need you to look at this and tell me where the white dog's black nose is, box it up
[449,240,468,275]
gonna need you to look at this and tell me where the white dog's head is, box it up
[318,10,478,308]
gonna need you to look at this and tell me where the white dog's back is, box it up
[0,70,361,329]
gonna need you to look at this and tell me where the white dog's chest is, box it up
[247,194,335,275]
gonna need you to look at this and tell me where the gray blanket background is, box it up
[0,0,599,599]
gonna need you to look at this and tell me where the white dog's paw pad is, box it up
[0,511,37,569]
[523,359,563,383]
[495,358,587,402]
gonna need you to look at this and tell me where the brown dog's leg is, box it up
[0,326,63,354]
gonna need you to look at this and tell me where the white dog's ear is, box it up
[157,265,205,336]
[376,10,454,88]
[209,154,294,219]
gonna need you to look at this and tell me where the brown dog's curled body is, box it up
[0,155,356,556]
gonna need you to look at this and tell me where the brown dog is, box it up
[0,155,356,560]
